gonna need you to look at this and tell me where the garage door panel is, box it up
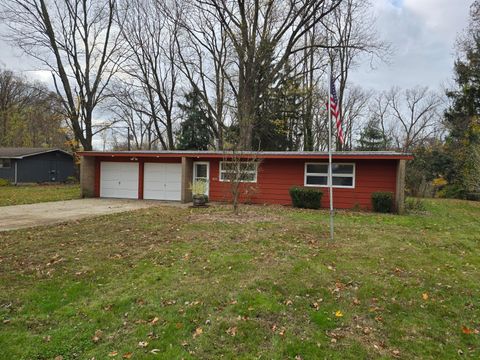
[101,188,137,199]
[100,162,139,199]
[144,163,182,201]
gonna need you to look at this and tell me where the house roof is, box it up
[0,147,72,159]
[77,150,413,160]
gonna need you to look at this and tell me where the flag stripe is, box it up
[329,77,344,145]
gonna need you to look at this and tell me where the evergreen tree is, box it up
[252,63,306,151]
[444,1,480,196]
[357,119,390,151]
[176,89,213,150]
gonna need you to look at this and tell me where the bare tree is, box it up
[368,91,394,148]
[0,68,68,148]
[387,87,444,151]
[221,150,261,215]
[199,0,342,150]
[117,0,180,149]
[1,0,124,150]
[365,87,444,152]
[342,86,371,148]
[175,2,231,149]
[322,0,390,150]
[108,85,157,150]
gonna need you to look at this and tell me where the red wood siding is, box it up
[207,158,398,210]
[91,154,398,210]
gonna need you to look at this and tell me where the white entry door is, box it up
[144,163,182,201]
[100,162,139,199]
[193,162,210,196]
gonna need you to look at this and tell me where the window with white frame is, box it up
[219,161,258,183]
[304,163,355,188]
[0,159,11,168]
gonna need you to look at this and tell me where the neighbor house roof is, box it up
[0,147,72,159]
[78,150,413,160]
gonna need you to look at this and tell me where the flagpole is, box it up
[328,63,334,241]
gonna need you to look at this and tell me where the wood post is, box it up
[181,157,193,203]
[80,156,96,198]
[395,159,406,214]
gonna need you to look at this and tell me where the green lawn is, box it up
[0,184,80,206]
[0,199,479,359]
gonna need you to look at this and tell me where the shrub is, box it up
[405,197,427,213]
[466,192,480,202]
[0,178,10,186]
[437,184,466,199]
[65,176,78,184]
[190,180,207,196]
[371,192,394,213]
[289,186,323,209]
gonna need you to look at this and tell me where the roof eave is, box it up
[77,151,413,161]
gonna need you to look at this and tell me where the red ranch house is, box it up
[78,151,413,212]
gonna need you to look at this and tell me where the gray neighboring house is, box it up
[0,147,75,184]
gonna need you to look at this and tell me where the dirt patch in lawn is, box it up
[187,205,284,224]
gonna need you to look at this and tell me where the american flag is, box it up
[329,76,344,145]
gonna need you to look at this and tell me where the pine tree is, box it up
[358,119,390,151]
[252,63,306,151]
[444,1,480,196]
[176,90,213,150]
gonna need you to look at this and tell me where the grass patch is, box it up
[0,199,479,359]
[0,184,80,206]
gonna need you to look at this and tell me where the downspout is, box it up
[14,160,18,185]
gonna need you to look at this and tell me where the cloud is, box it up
[350,0,471,91]
[403,0,471,40]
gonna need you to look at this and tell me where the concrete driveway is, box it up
[0,198,166,231]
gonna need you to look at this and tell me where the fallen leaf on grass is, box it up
[138,341,148,348]
[362,327,371,335]
[226,326,237,337]
[150,317,159,325]
[461,326,479,335]
[284,299,293,306]
[122,352,133,359]
[108,351,118,357]
[92,329,103,343]
[150,349,161,354]
[422,293,429,301]
[193,327,203,338]
[335,310,343,318]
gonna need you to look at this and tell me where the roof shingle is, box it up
[0,147,70,159]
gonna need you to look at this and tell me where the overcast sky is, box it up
[350,0,471,91]
[0,0,472,92]
[0,0,473,146]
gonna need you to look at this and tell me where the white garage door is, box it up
[144,163,182,201]
[100,162,139,199]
